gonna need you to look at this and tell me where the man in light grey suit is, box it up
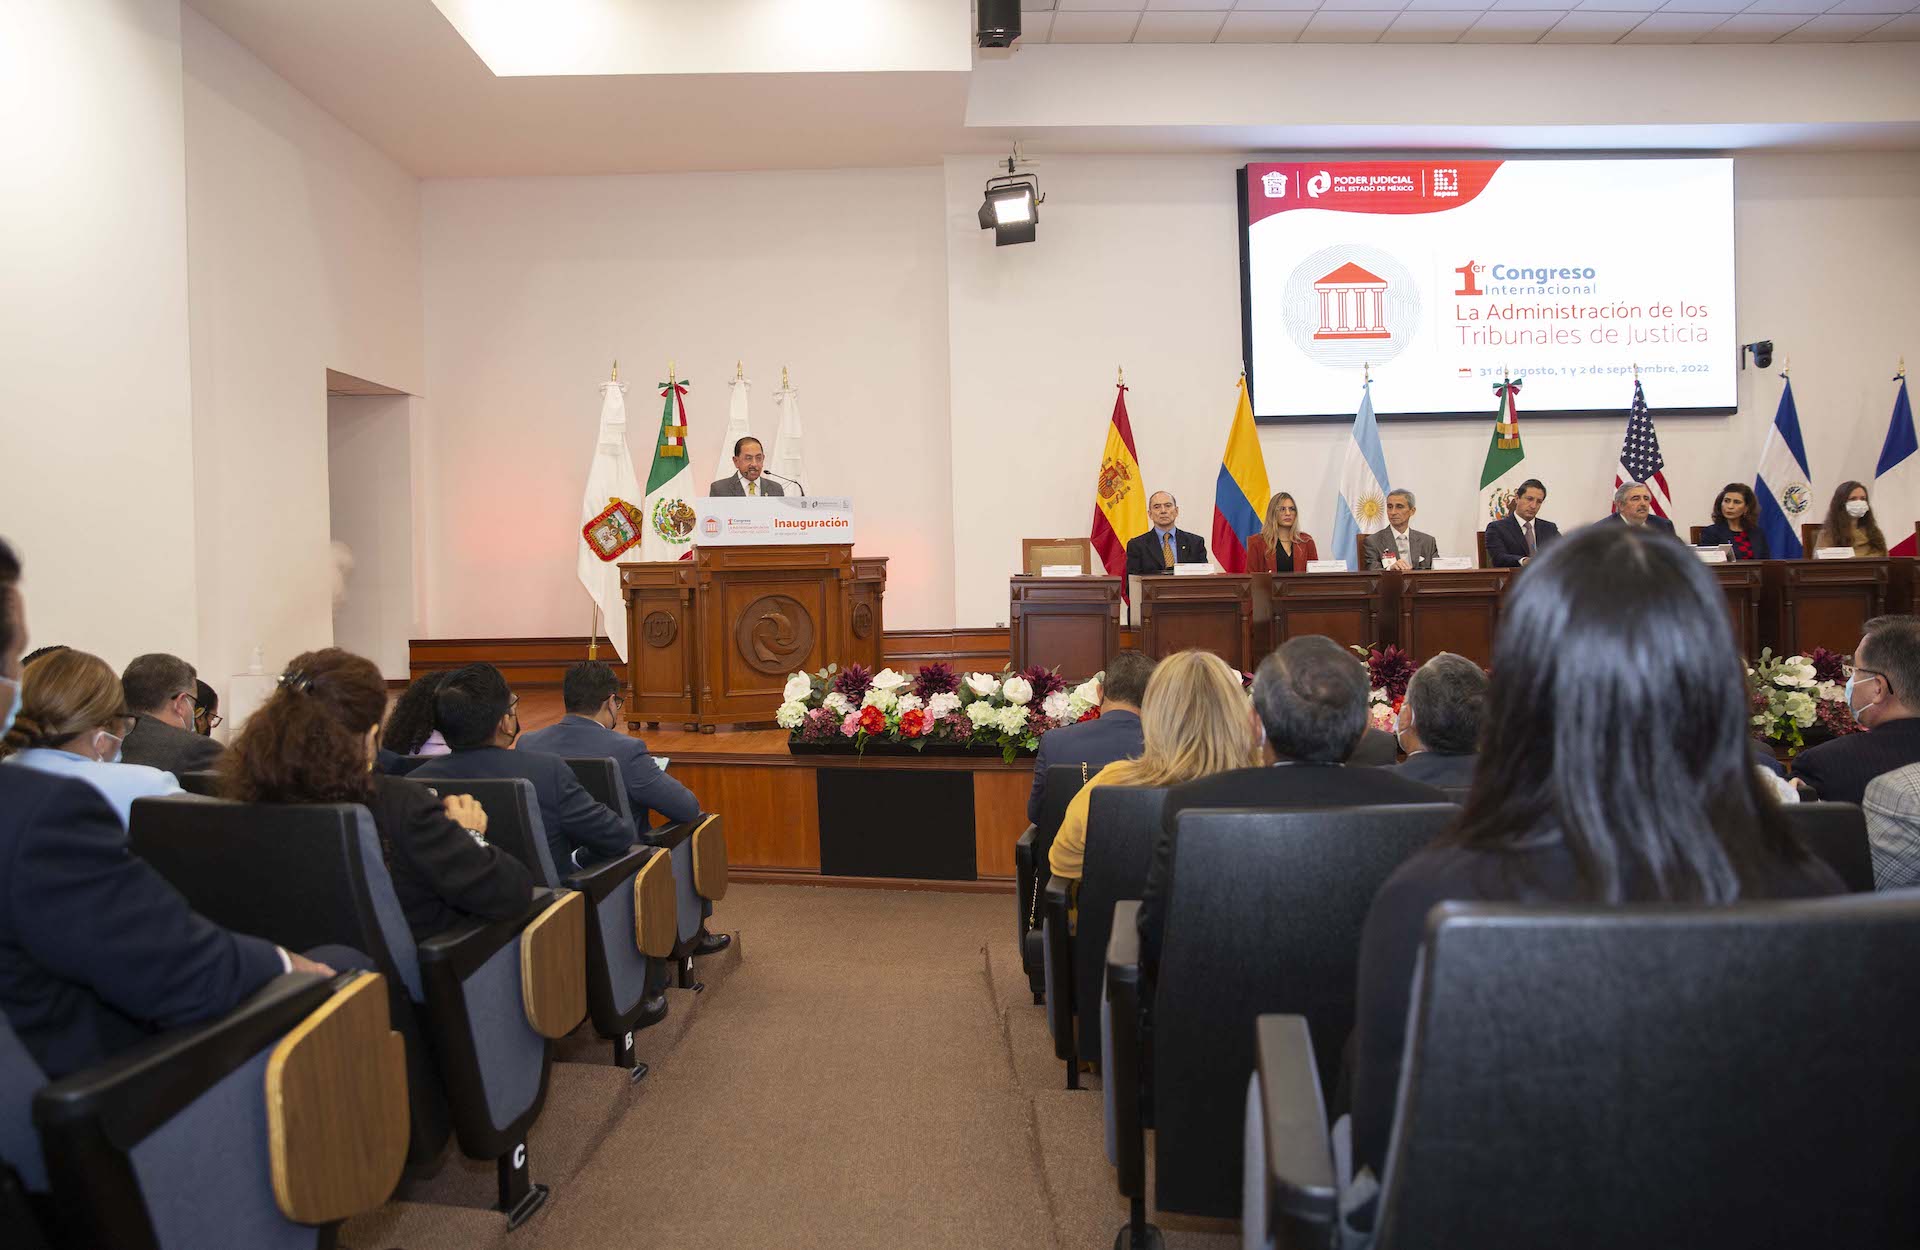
[707,436,785,497]
[1363,488,1439,570]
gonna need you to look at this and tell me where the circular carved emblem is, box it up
[642,611,678,648]
[735,595,815,675]
[851,602,875,640]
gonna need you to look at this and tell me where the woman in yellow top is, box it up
[1813,480,1888,558]
[1047,650,1257,888]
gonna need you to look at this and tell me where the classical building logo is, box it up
[1280,243,1421,369]
[1312,262,1392,342]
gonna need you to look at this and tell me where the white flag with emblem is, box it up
[576,378,643,659]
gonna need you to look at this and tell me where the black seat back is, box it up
[1780,801,1875,892]
[176,770,220,797]
[418,777,563,887]
[1019,766,1089,955]
[0,1013,48,1195]
[1072,785,1168,1064]
[1377,897,1920,1248]
[1153,803,1455,1218]
[564,757,636,829]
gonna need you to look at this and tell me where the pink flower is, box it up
[840,711,861,737]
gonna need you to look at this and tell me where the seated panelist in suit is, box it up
[220,648,533,944]
[1124,491,1207,575]
[1389,652,1487,793]
[119,651,223,776]
[1245,491,1319,573]
[1698,481,1771,561]
[519,660,701,831]
[1482,479,1561,568]
[1,649,180,826]
[1363,489,1439,570]
[1604,481,1677,535]
[708,435,784,498]
[1026,650,1154,825]
[411,663,637,873]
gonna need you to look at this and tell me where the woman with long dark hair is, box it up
[221,648,530,940]
[1698,481,1770,561]
[1348,523,1841,1184]
[381,670,454,757]
[1814,480,1887,557]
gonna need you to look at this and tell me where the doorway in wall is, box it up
[325,369,415,680]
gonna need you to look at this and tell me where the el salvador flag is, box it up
[1333,380,1391,571]
[1755,377,1810,560]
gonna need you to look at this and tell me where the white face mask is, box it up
[93,729,124,764]
[0,676,19,738]
[1845,499,1870,519]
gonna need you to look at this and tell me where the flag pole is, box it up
[588,601,600,660]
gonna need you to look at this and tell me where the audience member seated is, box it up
[1350,523,1843,1188]
[1026,651,1154,824]
[1863,761,1920,888]
[0,536,332,1079]
[1482,478,1559,568]
[1,648,180,824]
[1046,650,1253,887]
[192,677,221,736]
[119,652,222,774]
[1245,492,1318,573]
[1135,635,1447,969]
[1345,725,1398,767]
[519,661,700,830]
[1813,479,1887,557]
[1389,652,1486,791]
[219,648,533,942]
[1791,616,1920,804]
[380,670,454,759]
[1698,481,1770,560]
[1605,481,1677,534]
[411,662,636,872]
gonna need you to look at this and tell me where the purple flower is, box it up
[1805,647,1848,686]
[1018,664,1068,703]
[830,663,874,701]
[912,662,959,699]
[1363,645,1417,704]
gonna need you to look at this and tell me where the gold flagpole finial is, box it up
[1632,363,1639,380]
[667,359,676,382]
[1899,356,1907,380]
[1781,355,1790,378]
[735,359,744,381]
[1363,362,1370,384]
[1117,365,1125,387]
[781,365,790,389]
[610,359,618,383]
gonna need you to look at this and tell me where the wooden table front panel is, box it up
[1138,575,1258,670]
[621,563,700,724]
[1271,572,1390,654]
[1396,570,1512,667]
[849,557,889,673]
[1009,576,1122,679]
[691,544,857,725]
[1772,560,1890,656]
[1713,564,1766,658]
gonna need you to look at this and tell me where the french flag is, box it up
[1875,370,1918,558]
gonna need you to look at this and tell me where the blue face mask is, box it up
[0,676,19,738]
[1844,674,1855,708]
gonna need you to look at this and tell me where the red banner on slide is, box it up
[1245,161,1504,227]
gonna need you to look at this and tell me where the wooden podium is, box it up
[1008,575,1122,679]
[621,544,886,732]
[1137,574,1271,671]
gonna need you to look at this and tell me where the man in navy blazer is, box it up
[1482,479,1561,568]
[1604,481,1677,535]
[1026,652,1153,823]
[1124,491,1208,575]
[411,663,635,875]
[519,661,700,831]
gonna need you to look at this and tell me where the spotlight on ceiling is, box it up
[978,157,1042,247]
[977,0,1022,48]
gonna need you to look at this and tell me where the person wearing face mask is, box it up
[1790,616,1920,804]
[1814,480,1888,558]
[412,662,637,874]
[119,652,223,775]
[1387,653,1486,797]
[519,661,701,832]
[0,649,182,825]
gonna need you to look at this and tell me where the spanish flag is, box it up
[1210,377,1271,573]
[1090,380,1147,588]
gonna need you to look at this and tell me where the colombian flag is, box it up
[1091,381,1147,589]
[1211,377,1271,573]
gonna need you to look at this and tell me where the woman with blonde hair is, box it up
[1245,492,1319,573]
[1048,650,1256,884]
[1,649,181,824]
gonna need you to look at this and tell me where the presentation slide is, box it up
[1239,158,1736,421]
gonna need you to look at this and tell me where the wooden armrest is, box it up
[633,847,678,958]
[1255,1014,1338,1225]
[519,892,588,1039]
[647,818,698,851]
[690,813,728,901]
[564,844,652,904]
[415,889,559,982]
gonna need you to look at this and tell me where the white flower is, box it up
[1003,675,1034,706]
[1042,690,1073,723]
[895,693,924,714]
[823,691,852,716]
[1066,692,1092,720]
[1783,691,1817,727]
[1369,687,1390,706]
[965,700,1001,729]
[1815,680,1845,703]
[997,704,1033,735]
[926,692,961,719]
[783,672,813,703]
[775,700,807,729]
[965,672,1001,699]
[1073,678,1102,707]
[862,687,898,712]
[869,667,909,693]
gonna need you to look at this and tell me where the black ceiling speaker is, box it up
[978,0,1021,48]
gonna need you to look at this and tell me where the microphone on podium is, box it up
[760,470,806,497]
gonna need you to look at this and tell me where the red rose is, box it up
[899,708,928,738]
[1078,707,1101,723]
[858,704,887,735]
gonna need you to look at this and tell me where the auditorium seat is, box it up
[175,770,220,797]
[1016,764,1086,1003]
[1781,801,1876,891]
[1040,785,1167,1085]
[127,798,565,1227]
[16,970,408,1249]
[1103,803,1454,1234]
[1244,895,1920,1250]
[1689,524,1706,544]
[412,776,665,1078]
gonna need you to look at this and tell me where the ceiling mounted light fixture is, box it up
[978,154,1042,247]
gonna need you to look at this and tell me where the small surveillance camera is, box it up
[1740,340,1774,370]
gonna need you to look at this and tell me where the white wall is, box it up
[328,395,416,677]
[0,0,199,667]
[418,167,956,636]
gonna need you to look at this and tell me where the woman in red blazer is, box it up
[1245,492,1318,573]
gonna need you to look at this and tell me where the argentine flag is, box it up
[1333,380,1391,570]
[1754,377,1811,560]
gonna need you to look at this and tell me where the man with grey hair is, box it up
[1390,652,1488,794]
[1125,489,1208,575]
[120,653,223,775]
[1363,488,1439,570]
[1605,481,1676,534]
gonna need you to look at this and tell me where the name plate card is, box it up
[1306,560,1349,573]
[1428,556,1474,571]
[1813,547,1855,560]
[1039,565,1083,578]
[1694,546,1729,564]
[694,495,854,546]
[1173,562,1214,576]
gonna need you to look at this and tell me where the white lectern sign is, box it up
[694,495,854,546]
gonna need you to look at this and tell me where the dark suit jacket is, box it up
[1483,515,1561,568]
[1698,521,1770,561]
[0,769,284,1078]
[707,475,784,498]
[1363,527,1439,570]
[366,774,532,941]
[1393,750,1477,792]
[1124,527,1207,576]
[412,746,635,873]
[1603,512,1677,535]
[1346,728,1398,767]
[120,714,222,776]
[1026,709,1143,824]
[1136,763,1449,969]
[1791,717,1920,806]
[517,715,701,828]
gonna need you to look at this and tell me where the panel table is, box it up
[1137,574,1270,671]
[1270,571,1392,654]
[1008,575,1123,679]
[1395,569,1512,667]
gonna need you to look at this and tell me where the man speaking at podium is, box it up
[709,436,784,497]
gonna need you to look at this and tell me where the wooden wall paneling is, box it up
[971,769,1029,880]
[408,636,615,686]
[882,628,1015,672]
[667,761,821,870]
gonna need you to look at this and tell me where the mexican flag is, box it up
[1479,375,1526,524]
[640,372,697,561]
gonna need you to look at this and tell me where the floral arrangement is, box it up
[1748,647,1859,754]
[1350,644,1417,732]
[778,661,1102,761]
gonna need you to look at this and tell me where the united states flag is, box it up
[1614,379,1673,518]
